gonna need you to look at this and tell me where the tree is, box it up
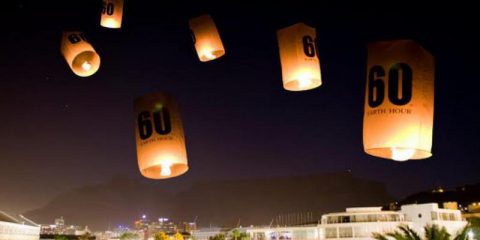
[454,217,480,240]
[239,232,250,240]
[373,225,421,240]
[209,234,225,240]
[373,224,455,240]
[120,232,139,240]
[155,231,170,240]
[54,236,69,240]
[424,225,451,240]
[231,229,241,240]
[174,232,184,240]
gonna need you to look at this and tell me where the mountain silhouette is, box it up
[25,172,393,230]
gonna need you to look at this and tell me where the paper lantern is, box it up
[363,40,434,161]
[134,92,188,179]
[277,23,322,91]
[189,14,225,62]
[60,32,101,77]
[100,0,124,29]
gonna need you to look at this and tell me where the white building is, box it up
[0,211,40,240]
[320,207,408,239]
[401,203,467,236]
[192,227,232,240]
[244,203,467,240]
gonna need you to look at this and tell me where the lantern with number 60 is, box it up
[100,0,124,29]
[134,92,189,179]
[363,40,434,161]
[60,32,101,77]
[277,23,322,91]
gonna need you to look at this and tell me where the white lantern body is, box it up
[134,92,188,179]
[277,23,322,91]
[100,0,124,29]
[363,40,434,161]
[60,32,101,77]
[189,14,225,62]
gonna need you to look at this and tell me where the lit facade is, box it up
[0,212,40,240]
[192,227,231,240]
[320,207,408,239]
[244,203,467,240]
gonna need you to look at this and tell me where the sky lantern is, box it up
[60,32,101,77]
[134,92,188,179]
[363,40,434,161]
[189,14,225,62]
[100,0,124,29]
[277,23,322,91]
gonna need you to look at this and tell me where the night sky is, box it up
[1,0,479,218]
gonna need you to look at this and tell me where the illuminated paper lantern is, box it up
[363,40,434,161]
[277,23,322,91]
[189,14,225,62]
[100,0,124,28]
[60,32,101,77]
[134,92,188,179]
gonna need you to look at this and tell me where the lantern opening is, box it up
[82,61,92,71]
[391,147,416,161]
[199,49,225,62]
[203,51,216,60]
[71,51,101,77]
[140,163,189,179]
[102,19,119,29]
[160,162,173,176]
[296,72,314,89]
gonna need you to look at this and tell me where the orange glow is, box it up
[189,14,225,62]
[277,23,322,91]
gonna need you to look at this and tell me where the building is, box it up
[39,217,92,239]
[243,203,467,240]
[180,222,197,234]
[192,227,232,240]
[320,207,408,239]
[134,215,183,239]
[401,203,466,236]
[0,211,41,240]
[54,217,65,234]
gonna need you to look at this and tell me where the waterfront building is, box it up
[242,203,467,240]
[0,211,40,240]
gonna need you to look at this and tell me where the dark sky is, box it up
[1,0,479,217]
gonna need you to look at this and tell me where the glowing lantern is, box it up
[363,40,434,161]
[60,32,101,77]
[134,92,188,179]
[189,14,225,62]
[100,0,124,29]
[277,23,322,91]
